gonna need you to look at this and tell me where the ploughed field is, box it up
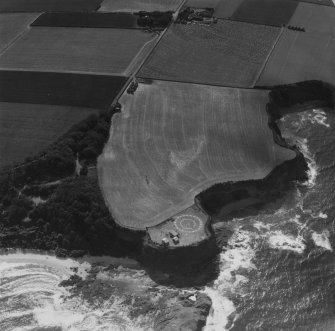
[0,0,103,12]
[31,12,141,29]
[138,21,281,88]
[256,30,335,86]
[0,102,99,168]
[99,0,183,12]
[0,71,127,109]
[0,27,156,76]
[0,13,40,52]
[98,80,295,230]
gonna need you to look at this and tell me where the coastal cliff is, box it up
[0,81,334,331]
[198,81,334,223]
[1,81,333,258]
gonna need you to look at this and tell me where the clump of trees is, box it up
[269,80,334,109]
[137,11,173,29]
[4,108,117,186]
[1,177,117,255]
[0,105,133,257]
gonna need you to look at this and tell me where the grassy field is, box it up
[256,30,335,86]
[231,0,298,27]
[138,21,281,88]
[0,70,127,108]
[0,0,102,12]
[98,80,295,230]
[214,0,245,17]
[99,0,183,12]
[0,13,40,52]
[288,2,335,36]
[0,27,156,76]
[32,12,140,29]
[0,102,99,169]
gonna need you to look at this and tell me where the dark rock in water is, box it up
[59,263,213,330]
[154,292,211,331]
[59,274,82,287]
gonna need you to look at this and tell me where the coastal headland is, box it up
[1,1,335,329]
[1,81,333,265]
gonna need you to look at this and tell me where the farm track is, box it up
[0,13,40,54]
[253,27,285,87]
[98,80,295,230]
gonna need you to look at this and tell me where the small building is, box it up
[169,230,179,238]
[114,102,121,112]
[172,236,180,244]
[162,237,169,246]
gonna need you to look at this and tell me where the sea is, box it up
[1,108,334,331]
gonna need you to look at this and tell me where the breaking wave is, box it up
[311,230,333,252]
[0,253,152,331]
[298,108,330,128]
[204,227,256,331]
[295,137,318,187]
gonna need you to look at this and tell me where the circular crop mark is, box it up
[174,215,203,233]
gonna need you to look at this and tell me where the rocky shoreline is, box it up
[1,81,334,330]
[59,261,212,331]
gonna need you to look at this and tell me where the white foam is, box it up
[204,287,236,331]
[0,252,90,278]
[33,303,85,329]
[317,212,328,219]
[253,221,271,231]
[0,253,151,331]
[312,230,333,251]
[204,228,256,331]
[296,138,318,187]
[298,109,330,128]
[268,230,306,254]
[31,196,46,206]
[311,109,330,128]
